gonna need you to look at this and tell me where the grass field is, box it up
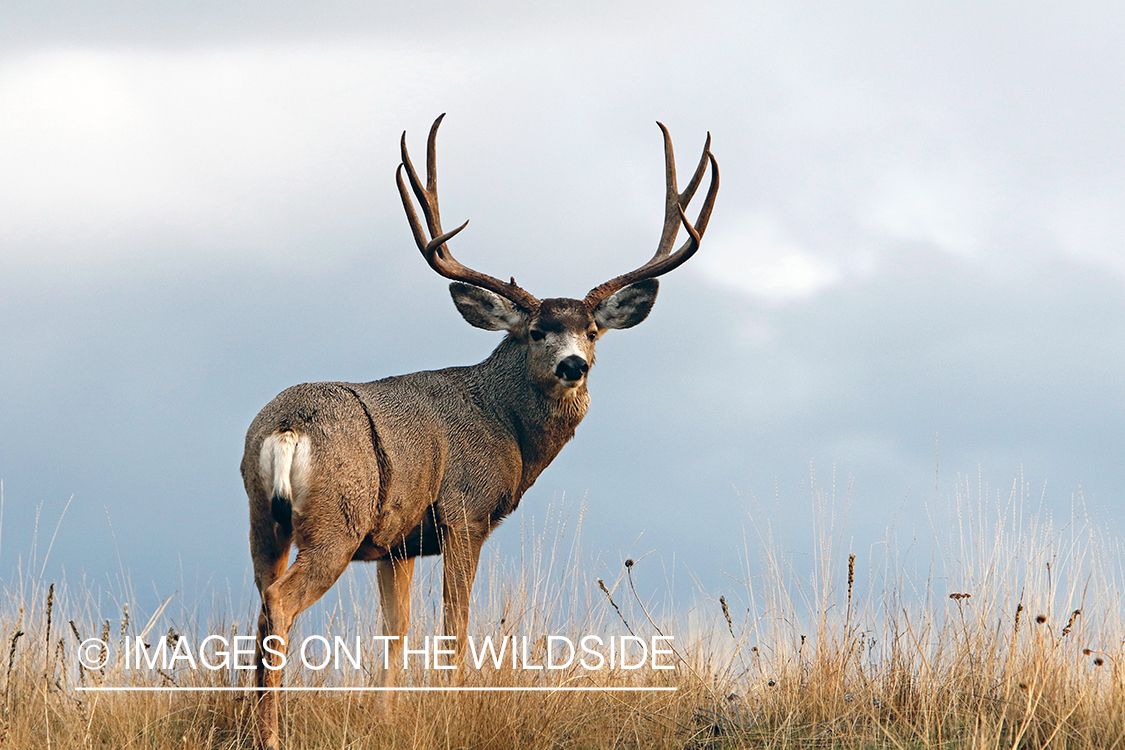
[1,474,1122,749]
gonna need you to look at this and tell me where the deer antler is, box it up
[583,123,719,309]
[397,114,540,312]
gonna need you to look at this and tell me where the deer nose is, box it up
[555,355,589,382]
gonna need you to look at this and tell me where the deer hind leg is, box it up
[251,567,286,750]
[252,537,291,685]
[250,488,293,683]
[255,538,358,750]
[376,556,415,684]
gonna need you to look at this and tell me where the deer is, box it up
[241,114,717,749]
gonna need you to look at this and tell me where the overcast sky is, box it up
[2,1,1123,616]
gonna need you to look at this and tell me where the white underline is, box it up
[76,686,676,693]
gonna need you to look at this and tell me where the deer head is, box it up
[397,115,718,399]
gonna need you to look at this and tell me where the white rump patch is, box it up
[258,430,312,514]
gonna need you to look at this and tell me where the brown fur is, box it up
[244,306,603,749]
[245,114,716,750]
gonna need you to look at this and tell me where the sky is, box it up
[1,1,1123,618]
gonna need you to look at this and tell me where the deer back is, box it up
[241,332,588,558]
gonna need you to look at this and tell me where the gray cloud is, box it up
[2,1,1123,608]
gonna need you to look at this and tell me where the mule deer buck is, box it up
[242,114,717,749]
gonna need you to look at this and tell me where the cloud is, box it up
[0,43,478,267]
[695,212,841,303]
[861,163,988,259]
[1049,188,1125,281]
[3,0,1125,606]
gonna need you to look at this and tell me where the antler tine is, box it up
[396,164,431,253]
[691,150,720,239]
[425,113,442,193]
[654,125,712,259]
[584,125,719,309]
[399,118,442,241]
[397,115,540,312]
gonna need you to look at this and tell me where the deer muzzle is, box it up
[555,355,589,383]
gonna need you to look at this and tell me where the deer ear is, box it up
[593,278,659,330]
[449,282,527,331]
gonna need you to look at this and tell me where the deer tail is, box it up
[258,430,311,537]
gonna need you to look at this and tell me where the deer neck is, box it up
[473,336,590,489]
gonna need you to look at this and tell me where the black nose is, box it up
[555,355,589,381]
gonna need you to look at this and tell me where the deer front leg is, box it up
[440,524,485,669]
[376,556,415,683]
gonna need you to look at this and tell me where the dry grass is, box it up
[2,476,1124,749]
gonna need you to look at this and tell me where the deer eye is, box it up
[587,332,597,341]
[530,329,546,342]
